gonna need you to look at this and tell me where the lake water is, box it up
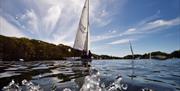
[0,59,179,91]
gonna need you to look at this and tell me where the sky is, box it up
[0,0,180,57]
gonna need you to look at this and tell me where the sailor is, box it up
[88,50,92,58]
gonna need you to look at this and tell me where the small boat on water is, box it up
[73,0,92,62]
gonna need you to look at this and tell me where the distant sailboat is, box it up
[73,0,92,61]
[149,52,152,60]
[129,41,134,59]
[129,41,136,80]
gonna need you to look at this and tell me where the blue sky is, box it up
[0,0,180,57]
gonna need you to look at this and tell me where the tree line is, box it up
[0,35,81,61]
[0,35,179,61]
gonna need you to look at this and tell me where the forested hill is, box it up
[0,35,83,61]
[0,35,179,61]
[0,35,121,61]
[123,50,180,60]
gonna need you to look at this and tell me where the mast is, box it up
[87,0,90,54]
[83,0,89,54]
[86,0,90,55]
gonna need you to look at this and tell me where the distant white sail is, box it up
[149,52,151,60]
[129,41,134,59]
[73,0,90,54]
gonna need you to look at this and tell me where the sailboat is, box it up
[149,52,152,60]
[129,41,136,79]
[73,0,92,62]
[129,41,134,59]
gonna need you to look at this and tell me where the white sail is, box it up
[129,41,134,59]
[149,52,151,60]
[73,0,90,54]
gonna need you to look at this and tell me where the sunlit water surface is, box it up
[0,59,179,91]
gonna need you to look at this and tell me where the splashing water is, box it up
[141,88,153,91]
[1,60,178,91]
[80,68,102,91]
[2,79,42,91]
[106,76,128,91]
[63,88,72,91]
[2,80,21,91]
[2,67,128,91]
[80,67,128,91]
[22,79,42,91]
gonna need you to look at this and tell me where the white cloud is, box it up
[43,5,62,34]
[126,17,180,36]
[91,35,113,42]
[112,30,117,33]
[0,0,113,45]
[136,10,160,26]
[91,30,119,42]
[20,9,39,35]
[127,28,136,32]
[1,0,179,50]
[91,9,111,27]
[144,17,180,31]
[89,0,127,27]
[93,17,180,45]
[0,16,26,37]
[108,39,134,45]
[123,28,136,35]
